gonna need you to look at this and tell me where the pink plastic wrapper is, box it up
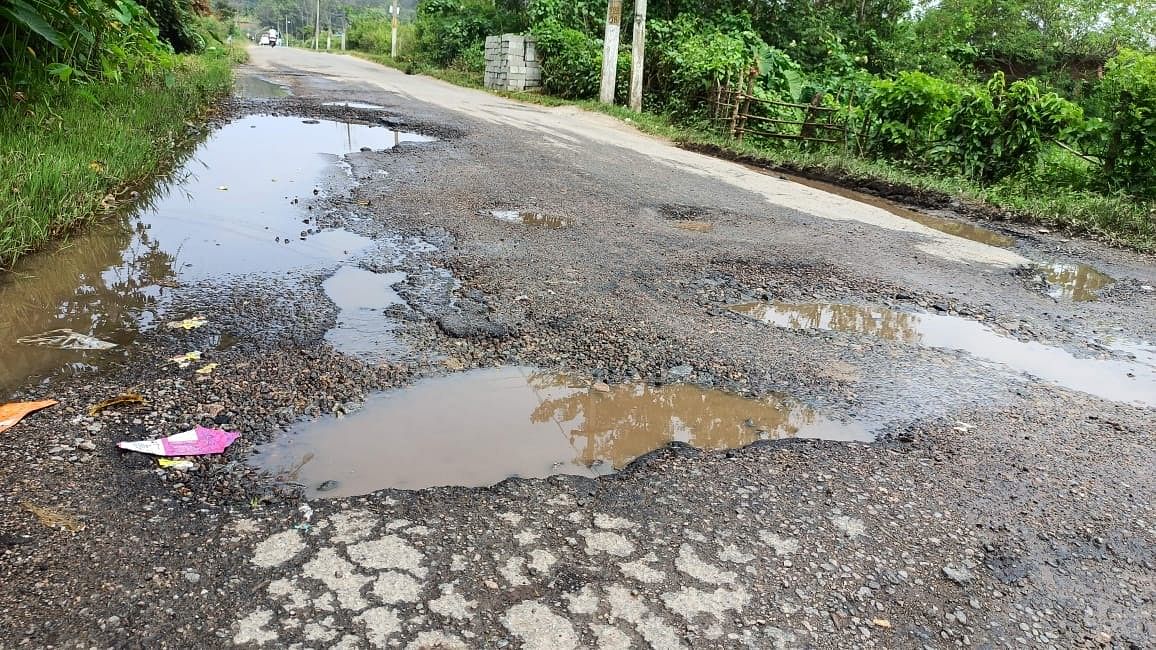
[117,426,239,456]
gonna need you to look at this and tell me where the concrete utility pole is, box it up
[313,0,320,50]
[628,0,647,112]
[599,0,622,104]
[391,0,400,58]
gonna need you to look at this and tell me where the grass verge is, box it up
[348,49,1155,252]
[0,47,244,268]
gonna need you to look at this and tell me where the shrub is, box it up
[531,19,602,99]
[1091,50,1156,197]
[414,0,519,68]
[863,71,959,159]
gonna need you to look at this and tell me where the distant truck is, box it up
[263,28,278,47]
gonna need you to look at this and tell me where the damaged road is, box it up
[0,46,1153,649]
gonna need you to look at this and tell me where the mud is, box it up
[251,366,868,497]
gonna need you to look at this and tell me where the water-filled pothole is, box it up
[235,76,290,99]
[1036,262,1114,301]
[730,302,1156,407]
[489,210,571,228]
[252,366,869,496]
[0,115,432,394]
[323,266,407,361]
[322,101,387,110]
[775,173,1016,248]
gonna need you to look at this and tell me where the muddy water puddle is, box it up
[0,115,433,395]
[489,210,571,228]
[731,302,1156,408]
[1036,262,1114,301]
[252,366,869,496]
[776,172,1015,248]
[323,266,407,361]
[235,76,290,99]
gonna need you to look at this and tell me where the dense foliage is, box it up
[0,0,222,93]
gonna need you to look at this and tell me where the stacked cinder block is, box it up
[484,34,541,91]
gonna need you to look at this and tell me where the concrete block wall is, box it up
[484,34,542,91]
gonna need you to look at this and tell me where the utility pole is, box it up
[390,0,400,58]
[326,15,331,50]
[628,0,647,112]
[284,18,290,46]
[314,0,320,50]
[599,0,623,104]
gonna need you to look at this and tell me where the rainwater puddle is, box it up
[0,115,431,395]
[730,302,1156,408]
[252,366,868,497]
[235,76,290,99]
[1037,262,1114,301]
[322,101,386,110]
[323,266,407,360]
[778,173,1015,248]
[489,210,571,228]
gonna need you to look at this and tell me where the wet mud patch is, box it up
[730,301,1156,408]
[251,366,870,497]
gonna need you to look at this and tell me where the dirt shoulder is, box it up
[0,48,1152,648]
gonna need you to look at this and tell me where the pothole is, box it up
[1035,262,1115,302]
[0,114,433,393]
[235,76,290,99]
[322,101,387,110]
[773,172,1016,248]
[488,210,571,228]
[730,302,1156,407]
[251,366,869,497]
[323,266,408,361]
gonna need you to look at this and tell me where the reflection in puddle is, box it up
[775,172,1016,248]
[322,101,387,110]
[0,116,433,395]
[235,76,290,99]
[1038,262,1114,301]
[490,210,571,228]
[252,366,868,496]
[731,302,1156,407]
[323,266,407,361]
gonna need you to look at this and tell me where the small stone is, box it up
[317,480,340,492]
[184,571,201,584]
[954,610,967,624]
[76,441,96,452]
[942,565,973,584]
[592,382,611,393]
[872,619,892,629]
[106,616,121,627]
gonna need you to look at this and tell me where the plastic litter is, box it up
[88,391,146,416]
[16,329,116,350]
[117,426,239,456]
[167,316,207,330]
[158,458,196,470]
[169,351,203,368]
[0,400,58,434]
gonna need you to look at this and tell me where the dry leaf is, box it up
[167,316,207,330]
[88,391,146,416]
[169,351,203,368]
[21,502,84,532]
[195,363,219,375]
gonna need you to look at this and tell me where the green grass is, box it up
[347,48,1156,252]
[0,47,242,268]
